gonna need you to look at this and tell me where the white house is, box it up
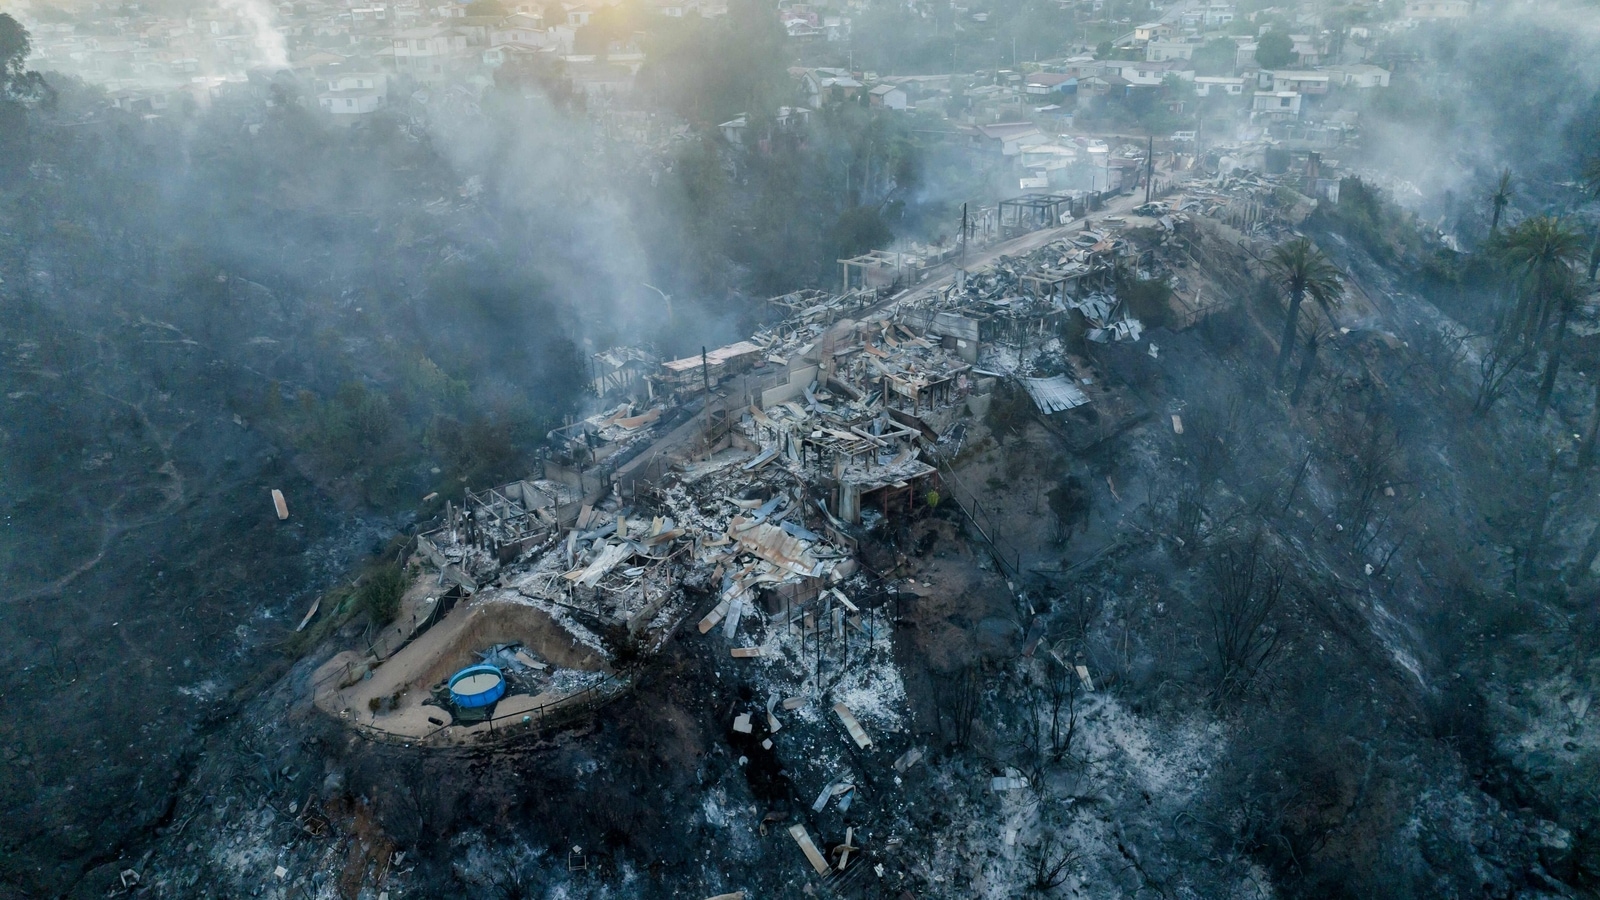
[1288,35,1322,65]
[1193,75,1245,96]
[391,25,468,77]
[974,121,1047,156]
[1268,70,1330,94]
[1202,3,1236,26]
[649,0,699,17]
[564,3,593,26]
[1024,73,1075,96]
[1133,22,1172,42]
[1404,0,1471,19]
[1145,39,1197,62]
[319,72,387,117]
[1322,63,1390,88]
[1251,90,1302,116]
[491,13,551,48]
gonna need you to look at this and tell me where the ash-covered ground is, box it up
[53,213,1600,900]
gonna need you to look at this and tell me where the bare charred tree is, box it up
[1519,447,1561,582]
[1339,415,1400,540]
[936,662,985,751]
[1474,330,1533,415]
[1043,655,1081,762]
[1205,536,1287,704]
[1062,589,1104,647]
[1170,398,1242,557]
[1024,830,1082,893]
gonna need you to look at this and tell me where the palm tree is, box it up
[1490,168,1513,236]
[1498,217,1585,408]
[1269,237,1342,386]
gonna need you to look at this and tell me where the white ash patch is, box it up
[1077,694,1219,800]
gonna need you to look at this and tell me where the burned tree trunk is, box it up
[1275,289,1306,386]
[1290,331,1319,407]
[1537,294,1575,409]
[1205,535,1287,704]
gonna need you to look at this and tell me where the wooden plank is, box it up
[697,598,731,634]
[295,597,320,633]
[833,702,872,749]
[730,647,762,658]
[788,824,832,875]
[271,489,289,520]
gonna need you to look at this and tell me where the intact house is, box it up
[649,0,699,17]
[1023,72,1076,98]
[1251,90,1302,117]
[1404,0,1471,20]
[1145,38,1199,62]
[1288,35,1324,65]
[1193,76,1245,97]
[718,106,812,146]
[1133,22,1173,42]
[317,71,387,117]
[972,121,1048,156]
[1112,60,1195,87]
[390,26,471,78]
[798,67,865,106]
[490,14,552,50]
[564,2,594,26]
[1265,70,1330,94]
[1322,63,1390,88]
[868,84,908,110]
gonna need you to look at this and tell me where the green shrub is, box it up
[357,562,407,625]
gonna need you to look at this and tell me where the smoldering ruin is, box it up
[6,0,1600,897]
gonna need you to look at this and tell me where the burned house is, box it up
[311,198,1214,750]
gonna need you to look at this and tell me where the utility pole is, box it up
[1145,135,1154,205]
[960,202,968,266]
[701,346,710,396]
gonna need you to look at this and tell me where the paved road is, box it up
[1112,0,1198,48]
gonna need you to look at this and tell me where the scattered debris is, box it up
[833,702,873,749]
[788,824,832,876]
[833,826,859,871]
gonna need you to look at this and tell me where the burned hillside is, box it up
[58,158,1591,900]
[7,2,1600,897]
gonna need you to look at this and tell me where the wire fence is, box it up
[934,457,1023,580]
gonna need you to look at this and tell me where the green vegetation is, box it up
[1254,30,1292,68]
[1254,30,1294,68]
[1191,37,1240,76]
[1266,237,1342,386]
[1115,265,1177,329]
[1496,217,1586,408]
[357,562,408,626]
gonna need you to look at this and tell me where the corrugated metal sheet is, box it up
[1021,375,1091,414]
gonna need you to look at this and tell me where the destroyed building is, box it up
[311,193,1218,753]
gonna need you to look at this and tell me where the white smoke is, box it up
[217,0,289,70]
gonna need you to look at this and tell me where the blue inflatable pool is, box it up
[448,664,506,708]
